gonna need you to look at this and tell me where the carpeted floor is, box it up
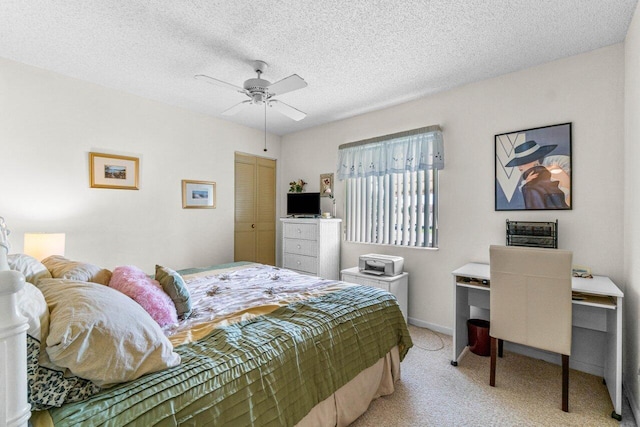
[351,325,636,426]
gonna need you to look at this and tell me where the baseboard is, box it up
[503,342,603,377]
[407,317,452,336]
[625,382,639,422]
[407,318,606,377]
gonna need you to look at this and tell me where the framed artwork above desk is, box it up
[495,122,572,211]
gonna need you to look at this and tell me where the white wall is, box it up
[624,2,640,419]
[281,45,625,333]
[0,41,628,347]
[0,57,281,273]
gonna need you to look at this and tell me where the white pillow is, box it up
[17,281,49,343]
[8,254,52,285]
[38,278,181,388]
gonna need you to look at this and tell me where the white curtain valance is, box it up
[336,125,444,180]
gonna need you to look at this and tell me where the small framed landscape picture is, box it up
[182,180,216,209]
[89,152,139,190]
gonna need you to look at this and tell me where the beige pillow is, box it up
[38,278,181,388]
[8,254,52,285]
[42,255,112,285]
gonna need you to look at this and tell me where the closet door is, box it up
[234,153,276,265]
[255,157,276,264]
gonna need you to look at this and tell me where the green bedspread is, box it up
[49,285,412,426]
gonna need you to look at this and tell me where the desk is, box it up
[452,263,624,420]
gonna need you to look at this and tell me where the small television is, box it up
[287,192,321,217]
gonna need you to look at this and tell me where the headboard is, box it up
[0,217,31,427]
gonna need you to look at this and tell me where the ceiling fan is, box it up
[195,60,308,121]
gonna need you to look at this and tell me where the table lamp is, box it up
[23,233,66,261]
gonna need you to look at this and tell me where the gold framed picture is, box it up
[89,152,140,190]
[182,180,216,209]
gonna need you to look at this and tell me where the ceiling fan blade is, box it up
[269,99,307,121]
[222,100,252,116]
[194,74,246,94]
[267,74,307,96]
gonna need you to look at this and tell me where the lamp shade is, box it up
[24,233,65,261]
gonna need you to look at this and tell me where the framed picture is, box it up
[320,173,334,197]
[89,152,139,190]
[182,180,216,209]
[495,122,572,211]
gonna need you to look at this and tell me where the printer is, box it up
[359,254,404,276]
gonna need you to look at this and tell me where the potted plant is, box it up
[289,179,307,193]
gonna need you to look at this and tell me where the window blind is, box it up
[338,126,443,248]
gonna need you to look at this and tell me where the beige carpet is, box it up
[351,325,636,427]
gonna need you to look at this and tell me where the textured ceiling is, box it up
[0,1,637,135]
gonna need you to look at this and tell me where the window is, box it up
[337,126,443,248]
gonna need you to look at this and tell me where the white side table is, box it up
[340,267,408,320]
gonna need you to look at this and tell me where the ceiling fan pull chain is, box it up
[264,100,268,152]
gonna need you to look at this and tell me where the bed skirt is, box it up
[297,346,400,427]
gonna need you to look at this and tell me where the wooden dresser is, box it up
[280,218,342,279]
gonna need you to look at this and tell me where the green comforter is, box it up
[49,285,412,426]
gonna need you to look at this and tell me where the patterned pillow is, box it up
[42,255,111,285]
[8,254,52,285]
[27,335,100,410]
[155,264,192,319]
[39,278,181,388]
[109,266,178,327]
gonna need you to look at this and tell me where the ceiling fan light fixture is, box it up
[196,59,307,121]
[250,92,266,104]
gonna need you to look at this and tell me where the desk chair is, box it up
[489,245,573,412]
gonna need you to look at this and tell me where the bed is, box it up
[0,222,412,426]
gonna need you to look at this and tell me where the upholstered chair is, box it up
[489,245,573,412]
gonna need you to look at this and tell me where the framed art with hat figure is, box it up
[495,122,572,211]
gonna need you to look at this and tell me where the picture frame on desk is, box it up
[495,122,572,211]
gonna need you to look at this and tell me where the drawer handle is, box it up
[297,228,302,233]
[297,244,301,249]
[297,261,301,265]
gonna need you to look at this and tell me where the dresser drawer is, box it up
[283,222,318,240]
[283,253,318,275]
[341,273,391,292]
[283,238,318,257]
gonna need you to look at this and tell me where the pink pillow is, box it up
[109,266,178,327]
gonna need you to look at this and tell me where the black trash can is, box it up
[467,319,490,356]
